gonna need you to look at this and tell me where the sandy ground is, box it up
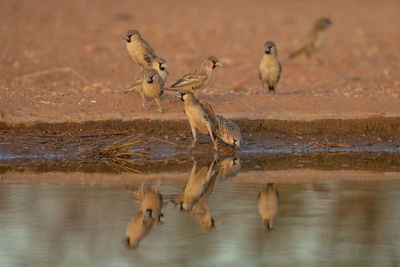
[1,0,400,124]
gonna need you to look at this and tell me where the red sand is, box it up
[1,0,399,124]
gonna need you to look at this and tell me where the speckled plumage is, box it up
[258,41,281,93]
[289,18,332,59]
[167,56,222,97]
[216,114,242,150]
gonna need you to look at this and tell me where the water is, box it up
[1,159,400,266]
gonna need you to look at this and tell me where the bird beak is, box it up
[215,62,223,67]
[234,140,242,150]
[122,35,130,42]
[145,77,153,83]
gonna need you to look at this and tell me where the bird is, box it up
[123,29,158,68]
[169,158,217,231]
[125,210,154,249]
[176,91,219,150]
[258,41,281,93]
[131,68,164,113]
[165,56,223,97]
[126,184,165,224]
[214,156,242,182]
[124,57,168,94]
[152,57,168,83]
[289,18,332,59]
[216,114,243,150]
[169,158,217,212]
[257,183,279,232]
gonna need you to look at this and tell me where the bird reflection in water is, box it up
[257,183,280,232]
[170,156,242,231]
[124,184,166,248]
[170,158,217,231]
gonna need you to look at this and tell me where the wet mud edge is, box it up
[1,116,400,138]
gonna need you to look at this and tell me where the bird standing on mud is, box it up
[258,41,281,94]
[216,114,243,150]
[166,56,223,97]
[123,30,158,68]
[289,18,332,59]
[257,183,279,232]
[176,91,219,150]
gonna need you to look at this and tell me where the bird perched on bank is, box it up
[130,68,164,113]
[216,114,243,150]
[165,56,223,97]
[123,29,158,68]
[176,91,219,150]
[258,41,281,94]
[257,183,279,232]
[126,184,165,224]
[289,18,332,59]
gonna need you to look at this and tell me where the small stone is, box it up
[101,88,112,94]
[83,86,93,93]
[84,44,95,53]
[108,64,118,71]
[377,137,382,143]
[93,82,103,88]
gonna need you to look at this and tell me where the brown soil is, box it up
[1,0,400,125]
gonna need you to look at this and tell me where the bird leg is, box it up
[140,92,147,110]
[190,124,198,148]
[155,98,163,113]
[268,86,276,94]
[206,123,218,151]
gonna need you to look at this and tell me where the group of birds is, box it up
[124,157,279,249]
[123,18,332,151]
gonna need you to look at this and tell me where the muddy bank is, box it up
[1,116,400,139]
[1,152,399,175]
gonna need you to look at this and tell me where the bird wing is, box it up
[277,61,282,82]
[171,71,208,90]
[199,99,218,135]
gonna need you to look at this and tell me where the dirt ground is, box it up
[1,0,400,124]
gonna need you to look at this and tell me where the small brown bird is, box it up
[125,210,154,249]
[214,157,242,182]
[152,57,168,83]
[289,18,332,59]
[216,114,243,150]
[166,56,223,97]
[258,41,281,93]
[132,68,164,113]
[169,158,216,211]
[127,184,165,224]
[176,91,218,150]
[169,159,217,231]
[123,29,158,68]
[257,183,279,232]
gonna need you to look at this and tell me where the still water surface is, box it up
[1,178,400,266]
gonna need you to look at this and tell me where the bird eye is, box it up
[159,64,165,71]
